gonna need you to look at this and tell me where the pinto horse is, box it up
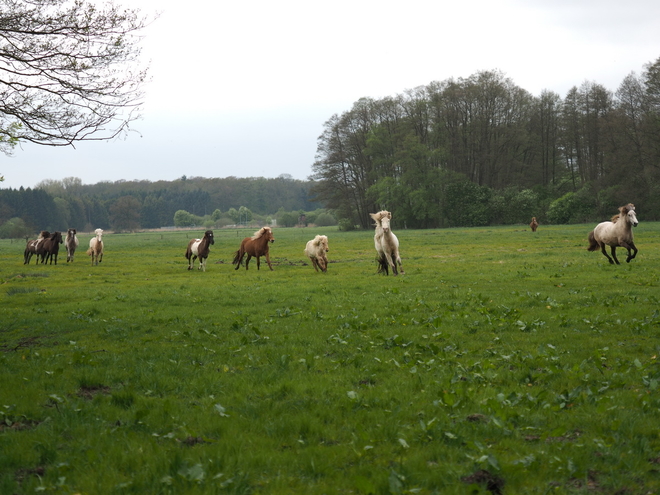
[587,203,638,264]
[87,228,104,266]
[370,210,404,276]
[232,227,275,271]
[24,231,50,264]
[65,228,79,262]
[185,230,215,271]
[41,231,63,265]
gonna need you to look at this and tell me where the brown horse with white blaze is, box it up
[185,230,215,271]
[65,228,79,262]
[232,227,275,271]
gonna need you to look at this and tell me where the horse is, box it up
[65,228,79,262]
[370,210,404,276]
[24,231,50,264]
[587,203,638,264]
[304,235,329,272]
[185,230,215,271]
[232,226,275,271]
[41,231,63,265]
[530,217,539,232]
[87,228,104,266]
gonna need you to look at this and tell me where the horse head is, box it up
[67,228,76,237]
[624,206,639,227]
[264,227,275,243]
[204,230,215,245]
[94,228,104,241]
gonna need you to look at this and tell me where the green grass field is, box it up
[1,223,660,494]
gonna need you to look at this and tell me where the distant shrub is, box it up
[315,212,337,227]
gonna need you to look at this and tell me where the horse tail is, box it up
[232,248,243,267]
[587,231,599,251]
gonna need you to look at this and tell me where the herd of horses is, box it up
[21,204,641,272]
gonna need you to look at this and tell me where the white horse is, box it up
[370,210,404,275]
[304,235,330,272]
[65,228,79,262]
[87,228,104,266]
[587,203,638,264]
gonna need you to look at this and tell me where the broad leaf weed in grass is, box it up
[1,224,660,493]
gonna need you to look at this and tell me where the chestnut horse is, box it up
[232,227,275,271]
[530,217,539,232]
[370,210,404,276]
[587,203,638,264]
[185,230,215,271]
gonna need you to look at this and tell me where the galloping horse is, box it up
[587,203,638,264]
[185,230,215,271]
[370,210,404,276]
[24,231,50,264]
[232,227,275,271]
[41,231,63,265]
[65,228,79,262]
[87,228,104,266]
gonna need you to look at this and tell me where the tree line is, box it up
[0,175,321,237]
[311,58,660,229]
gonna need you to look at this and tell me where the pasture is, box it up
[1,223,660,494]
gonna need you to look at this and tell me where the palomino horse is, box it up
[87,228,104,266]
[185,230,215,271]
[232,227,275,271]
[41,231,63,265]
[304,235,330,272]
[370,210,404,276]
[587,203,638,264]
[65,228,79,262]
[24,231,50,264]
[530,217,539,232]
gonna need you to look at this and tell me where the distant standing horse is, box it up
[65,228,79,262]
[587,203,638,264]
[87,229,104,266]
[232,227,275,271]
[24,231,50,264]
[185,230,215,271]
[370,210,404,276]
[41,231,63,265]
[530,217,539,232]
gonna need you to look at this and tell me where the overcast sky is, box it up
[2,0,659,190]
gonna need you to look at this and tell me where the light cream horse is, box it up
[87,228,104,266]
[304,235,329,272]
[370,210,404,275]
[587,203,638,264]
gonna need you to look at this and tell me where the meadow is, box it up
[1,222,659,494]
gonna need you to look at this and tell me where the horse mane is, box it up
[611,203,635,223]
[370,210,391,226]
[251,227,271,240]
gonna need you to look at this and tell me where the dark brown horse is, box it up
[232,227,275,271]
[24,231,50,264]
[185,230,214,271]
[41,231,63,265]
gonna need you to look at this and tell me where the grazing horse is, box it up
[530,217,539,232]
[41,231,63,265]
[185,230,215,271]
[232,227,275,271]
[304,235,330,272]
[370,210,404,276]
[587,203,638,264]
[24,231,50,264]
[87,228,104,266]
[65,228,79,262]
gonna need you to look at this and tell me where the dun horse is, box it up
[185,230,215,271]
[65,228,79,262]
[41,231,63,265]
[87,228,104,266]
[24,231,50,264]
[370,210,404,276]
[232,227,275,271]
[530,217,539,232]
[587,203,638,264]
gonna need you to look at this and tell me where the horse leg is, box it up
[599,243,615,264]
[622,241,638,262]
[610,246,620,265]
[245,254,252,270]
[265,252,273,271]
[311,258,319,272]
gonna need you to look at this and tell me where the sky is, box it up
[2,0,660,190]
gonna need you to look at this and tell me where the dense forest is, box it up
[312,58,660,229]
[0,175,321,236]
